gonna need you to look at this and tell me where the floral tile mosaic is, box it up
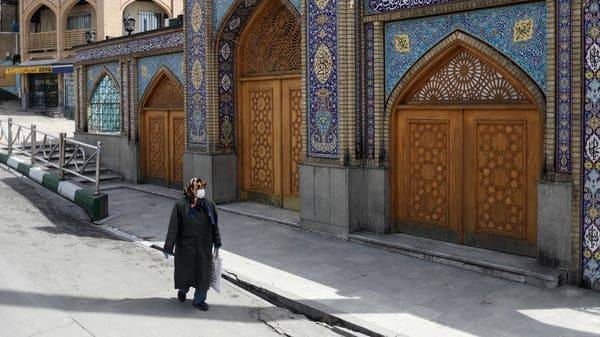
[138,52,184,97]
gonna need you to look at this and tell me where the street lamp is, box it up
[123,15,136,35]
[85,30,96,43]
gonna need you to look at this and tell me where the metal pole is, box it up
[7,117,12,154]
[30,124,36,167]
[59,132,65,179]
[95,141,102,195]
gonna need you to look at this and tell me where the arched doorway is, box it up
[237,0,302,209]
[391,45,542,256]
[140,71,185,189]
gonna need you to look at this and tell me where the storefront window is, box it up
[88,75,121,133]
[28,74,58,108]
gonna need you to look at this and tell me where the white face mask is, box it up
[196,188,206,199]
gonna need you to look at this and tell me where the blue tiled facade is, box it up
[87,62,119,92]
[384,2,547,99]
[138,53,184,98]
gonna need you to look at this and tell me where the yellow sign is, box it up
[0,67,16,86]
[4,66,52,74]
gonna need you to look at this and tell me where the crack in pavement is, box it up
[27,321,75,337]
[70,316,97,337]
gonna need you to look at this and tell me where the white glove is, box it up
[163,252,169,259]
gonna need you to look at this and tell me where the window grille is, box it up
[88,76,121,133]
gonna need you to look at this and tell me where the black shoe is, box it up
[193,302,209,311]
[177,291,186,302]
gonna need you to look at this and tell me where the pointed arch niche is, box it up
[388,32,545,256]
[215,0,300,152]
[139,68,185,188]
[87,70,121,133]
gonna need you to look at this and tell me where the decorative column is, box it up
[185,0,210,151]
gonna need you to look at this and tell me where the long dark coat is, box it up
[164,197,222,291]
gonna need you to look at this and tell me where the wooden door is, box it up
[240,77,301,209]
[463,109,540,255]
[142,110,185,188]
[396,109,463,242]
[169,111,185,189]
[142,111,169,184]
[281,78,302,209]
[395,108,540,255]
[241,79,283,204]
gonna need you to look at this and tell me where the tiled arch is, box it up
[214,0,300,152]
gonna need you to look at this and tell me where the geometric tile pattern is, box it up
[307,0,339,157]
[556,0,572,173]
[186,0,208,146]
[365,0,454,14]
[213,0,300,32]
[583,0,600,291]
[365,22,375,160]
[216,0,261,151]
[384,2,547,98]
[138,52,184,97]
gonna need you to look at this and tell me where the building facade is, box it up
[14,0,182,115]
[73,0,600,291]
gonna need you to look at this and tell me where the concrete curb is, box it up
[0,151,108,220]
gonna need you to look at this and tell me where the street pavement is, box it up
[96,184,600,337]
[0,167,342,337]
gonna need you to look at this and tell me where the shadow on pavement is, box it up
[0,288,278,322]
[0,172,121,241]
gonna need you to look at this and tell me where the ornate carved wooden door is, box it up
[463,109,540,255]
[142,111,169,184]
[396,110,463,242]
[393,48,541,256]
[142,110,185,188]
[240,77,301,209]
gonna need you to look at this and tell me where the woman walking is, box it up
[163,177,222,311]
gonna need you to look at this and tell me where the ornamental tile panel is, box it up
[365,22,376,160]
[384,2,547,99]
[138,52,184,97]
[307,0,339,157]
[75,31,183,63]
[556,0,572,173]
[365,0,455,14]
[583,0,600,291]
[186,0,208,146]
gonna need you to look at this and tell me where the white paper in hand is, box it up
[210,254,222,293]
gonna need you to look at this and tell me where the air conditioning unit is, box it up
[165,18,180,28]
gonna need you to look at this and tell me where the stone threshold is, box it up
[349,231,565,289]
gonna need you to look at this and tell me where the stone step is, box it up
[348,231,565,289]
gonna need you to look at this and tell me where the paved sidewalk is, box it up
[96,184,600,337]
[0,101,75,137]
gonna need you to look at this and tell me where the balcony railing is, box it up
[65,28,95,49]
[28,31,57,53]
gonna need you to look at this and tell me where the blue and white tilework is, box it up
[216,0,261,151]
[186,0,208,146]
[138,53,184,97]
[365,0,454,14]
[556,0,572,173]
[87,62,119,91]
[583,0,600,291]
[75,31,183,63]
[307,0,339,157]
[365,22,375,160]
[214,0,300,32]
[384,2,546,99]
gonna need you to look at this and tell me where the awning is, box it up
[3,60,73,74]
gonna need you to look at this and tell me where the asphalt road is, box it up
[0,166,341,337]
